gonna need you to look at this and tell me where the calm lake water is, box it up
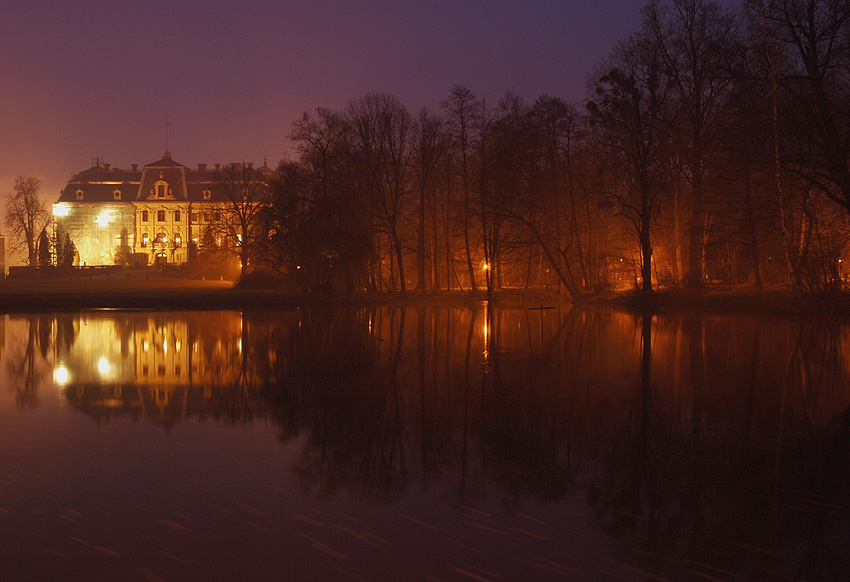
[0,305,848,581]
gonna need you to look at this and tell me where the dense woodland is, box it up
[235,0,847,298]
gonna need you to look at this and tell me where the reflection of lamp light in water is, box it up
[98,357,109,376]
[483,312,490,363]
[54,366,69,385]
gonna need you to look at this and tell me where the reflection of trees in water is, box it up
[248,305,850,578]
[257,307,410,501]
[584,312,850,580]
[39,306,850,576]
[5,316,52,409]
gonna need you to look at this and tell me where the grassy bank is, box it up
[2,277,849,316]
[579,287,850,317]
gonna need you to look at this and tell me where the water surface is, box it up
[0,306,848,581]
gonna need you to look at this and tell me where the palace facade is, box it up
[53,151,272,266]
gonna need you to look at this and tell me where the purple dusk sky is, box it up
[0,0,739,203]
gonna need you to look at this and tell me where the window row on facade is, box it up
[138,210,223,223]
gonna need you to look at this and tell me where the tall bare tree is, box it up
[213,164,270,280]
[347,93,413,293]
[442,85,480,290]
[411,108,448,291]
[4,175,48,266]
[587,32,674,295]
[644,0,739,288]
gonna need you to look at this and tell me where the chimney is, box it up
[103,163,110,172]
[198,163,207,172]
[214,163,221,171]
[231,162,240,172]
[246,162,253,169]
[131,164,138,172]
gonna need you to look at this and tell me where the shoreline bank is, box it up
[1,280,849,316]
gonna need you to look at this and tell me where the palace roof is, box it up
[57,152,272,204]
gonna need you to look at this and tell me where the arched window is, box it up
[152,179,170,200]
[157,210,166,222]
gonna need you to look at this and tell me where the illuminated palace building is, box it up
[53,152,272,266]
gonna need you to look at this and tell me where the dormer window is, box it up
[152,179,171,200]
[203,189,211,200]
[76,190,84,200]
[113,190,121,200]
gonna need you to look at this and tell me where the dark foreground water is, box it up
[0,305,848,581]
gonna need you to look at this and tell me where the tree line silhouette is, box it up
[249,0,850,298]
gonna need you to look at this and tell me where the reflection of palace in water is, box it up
[55,311,246,428]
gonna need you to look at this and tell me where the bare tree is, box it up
[213,164,270,280]
[644,0,740,288]
[411,108,448,291]
[347,93,413,293]
[587,32,674,295]
[4,175,48,266]
[442,85,480,291]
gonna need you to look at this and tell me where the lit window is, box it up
[141,232,149,248]
[174,209,181,222]
[157,210,165,222]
